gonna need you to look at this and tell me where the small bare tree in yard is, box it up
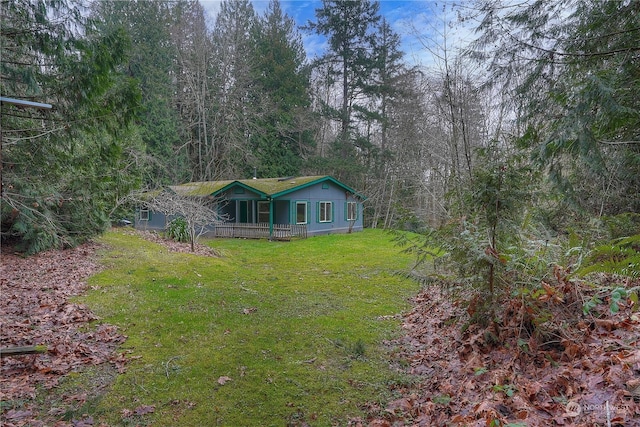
[145,189,223,252]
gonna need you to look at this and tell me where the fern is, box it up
[578,234,640,278]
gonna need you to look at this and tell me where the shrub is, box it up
[400,147,541,334]
[165,217,189,243]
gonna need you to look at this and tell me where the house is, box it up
[136,175,366,240]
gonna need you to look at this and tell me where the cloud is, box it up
[198,0,478,69]
[301,34,328,61]
[200,0,222,20]
[383,1,477,69]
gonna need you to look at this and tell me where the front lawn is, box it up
[78,229,420,426]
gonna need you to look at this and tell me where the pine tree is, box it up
[209,0,259,179]
[473,0,640,215]
[92,0,187,185]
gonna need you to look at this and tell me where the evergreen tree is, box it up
[305,0,381,183]
[473,0,640,216]
[250,0,314,178]
[369,18,406,154]
[1,0,141,253]
[209,0,258,179]
[92,0,187,185]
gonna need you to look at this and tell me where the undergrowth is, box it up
[398,210,640,349]
[578,234,640,278]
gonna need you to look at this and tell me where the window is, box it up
[347,202,357,221]
[258,201,270,223]
[296,201,307,224]
[319,201,332,223]
[140,209,150,221]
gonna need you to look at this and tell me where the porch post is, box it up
[268,198,274,240]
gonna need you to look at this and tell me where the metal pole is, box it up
[0,97,52,196]
[0,97,53,110]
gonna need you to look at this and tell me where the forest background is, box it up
[2,2,640,424]
[1,0,639,255]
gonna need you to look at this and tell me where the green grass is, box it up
[77,229,420,426]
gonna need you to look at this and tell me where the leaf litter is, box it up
[1,242,129,427]
[3,233,639,426]
[125,229,220,257]
[1,229,218,426]
[359,272,640,426]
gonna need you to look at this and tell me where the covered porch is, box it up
[210,222,307,240]
[215,199,305,240]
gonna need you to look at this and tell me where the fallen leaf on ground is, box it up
[1,240,128,426]
[217,376,232,385]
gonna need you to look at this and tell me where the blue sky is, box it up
[199,0,475,68]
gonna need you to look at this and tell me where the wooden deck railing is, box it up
[212,223,307,240]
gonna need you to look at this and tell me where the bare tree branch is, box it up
[128,186,227,252]
[598,140,640,145]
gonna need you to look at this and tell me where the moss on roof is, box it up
[170,176,328,197]
[236,176,327,195]
[168,180,235,197]
[168,175,366,200]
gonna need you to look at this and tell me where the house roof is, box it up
[169,176,366,200]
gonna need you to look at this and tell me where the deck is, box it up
[211,223,307,241]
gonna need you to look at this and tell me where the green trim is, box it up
[214,181,269,199]
[239,200,252,223]
[269,200,274,238]
[271,176,366,200]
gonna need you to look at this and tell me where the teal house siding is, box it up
[136,176,366,238]
[282,183,362,236]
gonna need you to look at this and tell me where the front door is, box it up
[239,200,254,223]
